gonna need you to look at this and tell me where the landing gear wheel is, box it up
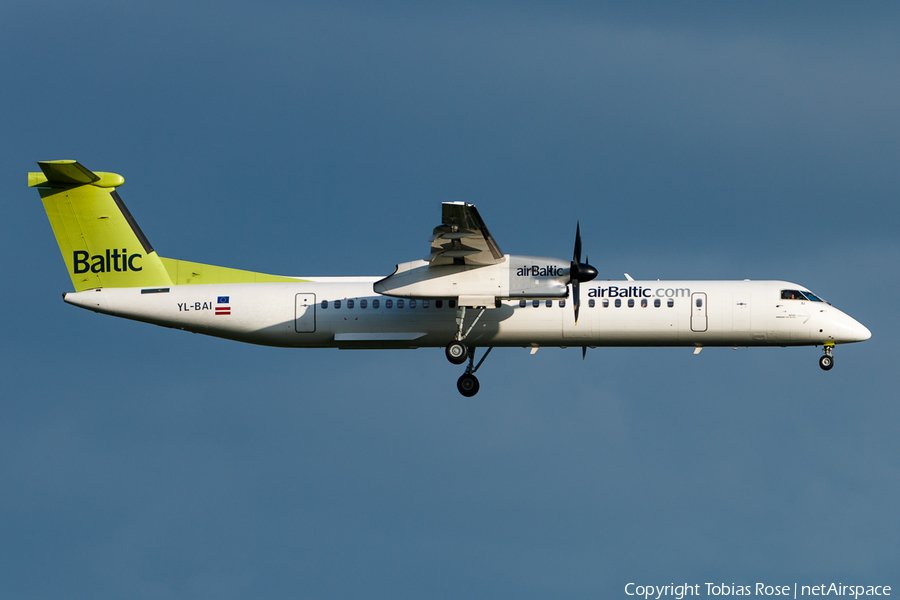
[446,341,468,365]
[819,355,834,371]
[457,373,480,397]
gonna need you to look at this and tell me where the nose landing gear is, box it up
[819,343,834,371]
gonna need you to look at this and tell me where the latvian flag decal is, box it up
[216,296,231,316]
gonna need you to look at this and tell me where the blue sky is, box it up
[2,2,898,598]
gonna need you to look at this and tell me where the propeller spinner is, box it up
[570,222,598,324]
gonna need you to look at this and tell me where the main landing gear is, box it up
[451,346,493,397]
[446,341,468,365]
[819,343,835,371]
[457,372,479,397]
[445,304,492,396]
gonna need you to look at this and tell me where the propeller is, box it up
[570,222,598,324]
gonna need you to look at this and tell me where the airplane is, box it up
[31,160,871,396]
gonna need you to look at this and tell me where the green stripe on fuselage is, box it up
[160,258,309,285]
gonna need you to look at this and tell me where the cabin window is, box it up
[667,299,674,308]
[347,299,354,309]
[397,299,405,308]
[627,298,634,308]
[588,299,595,308]
[545,300,552,308]
[409,299,416,308]
[321,300,328,309]
[533,300,540,308]
[360,299,367,309]
[334,300,341,309]
[559,300,566,308]
[519,299,527,308]
[615,299,621,308]
[372,299,380,308]
[422,300,429,308]
[385,299,393,308]
[602,299,609,308]
[641,298,647,308]
[695,297,702,308]
[654,298,661,308]
[436,300,443,308]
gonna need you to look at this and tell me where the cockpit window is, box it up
[804,291,825,302]
[780,289,827,302]
[781,290,807,300]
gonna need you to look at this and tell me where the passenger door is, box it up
[691,292,708,332]
[732,292,751,331]
[295,293,316,333]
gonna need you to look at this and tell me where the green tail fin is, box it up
[31,160,174,292]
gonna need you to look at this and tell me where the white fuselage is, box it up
[63,278,871,350]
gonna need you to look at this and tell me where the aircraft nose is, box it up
[853,320,872,342]
[838,313,871,343]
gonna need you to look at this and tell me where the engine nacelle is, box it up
[373,254,571,306]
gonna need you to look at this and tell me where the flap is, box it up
[428,202,504,267]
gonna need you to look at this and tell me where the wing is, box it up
[427,202,504,266]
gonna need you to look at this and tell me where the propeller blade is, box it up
[570,222,598,325]
[573,279,580,324]
[574,222,582,264]
[582,346,587,360]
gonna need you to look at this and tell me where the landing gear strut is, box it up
[445,304,493,395]
[456,347,493,397]
[819,344,834,371]
[445,305,487,365]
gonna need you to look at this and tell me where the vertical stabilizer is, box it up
[31,160,173,291]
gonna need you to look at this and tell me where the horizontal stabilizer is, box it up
[29,160,124,188]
